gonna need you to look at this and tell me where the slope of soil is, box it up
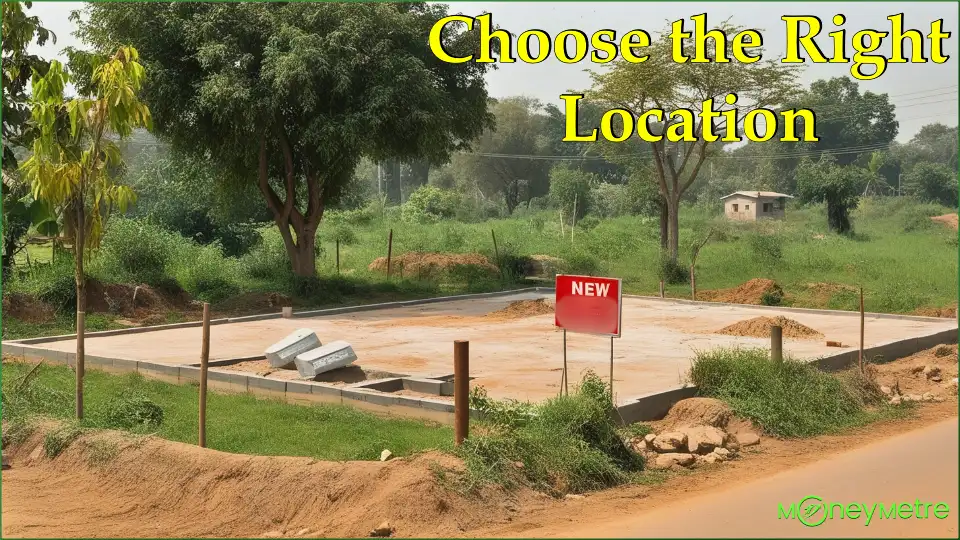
[1,293,56,323]
[486,299,554,320]
[931,213,959,230]
[696,278,782,305]
[717,315,824,339]
[368,253,499,279]
[214,292,293,316]
[652,397,732,430]
[913,305,958,318]
[521,255,564,278]
[873,344,958,398]
[1,427,528,539]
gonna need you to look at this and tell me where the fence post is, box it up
[859,287,865,373]
[386,229,394,278]
[199,303,211,448]
[336,239,340,275]
[771,325,783,362]
[454,340,469,446]
[491,230,501,271]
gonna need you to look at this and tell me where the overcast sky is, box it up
[27,1,959,142]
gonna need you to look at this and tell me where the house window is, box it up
[732,203,739,212]
[745,204,750,210]
[763,203,772,213]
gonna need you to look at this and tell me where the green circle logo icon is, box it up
[798,495,827,527]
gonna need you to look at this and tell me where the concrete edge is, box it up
[1,287,549,346]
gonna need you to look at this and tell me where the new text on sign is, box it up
[571,281,611,297]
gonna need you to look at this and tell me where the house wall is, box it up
[756,197,786,220]
[724,196,757,220]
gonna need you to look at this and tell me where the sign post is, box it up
[554,275,623,401]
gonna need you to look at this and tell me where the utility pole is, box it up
[898,173,902,196]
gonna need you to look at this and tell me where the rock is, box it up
[262,532,283,538]
[653,453,696,469]
[28,444,42,462]
[931,375,942,382]
[370,522,393,538]
[513,461,524,469]
[379,450,393,462]
[923,366,941,379]
[725,439,741,452]
[652,432,688,453]
[713,447,731,459]
[907,394,923,402]
[699,453,718,464]
[911,366,925,375]
[880,385,893,396]
[643,434,657,448]
[708,450,728,462]
[683,426,727,454]
[889,395,902,405]
[1,453,9,470]
[564,494,585,500]
[735,432,760,447]
[296,529,312,537]
[922,392,936,402]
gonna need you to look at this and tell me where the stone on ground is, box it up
[380,449,393,462]
[652,432,688,453]
[370,521,393,538]
[294,341,358,378]
[734,432,760,447]
[683,426,727,454]
[265,328,321,368]
[653,453,695,469]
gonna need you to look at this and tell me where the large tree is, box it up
[77,2,494,276]
[795,157,871,234]
[588,21,801,263]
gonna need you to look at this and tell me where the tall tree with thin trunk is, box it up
[77,2,495,277]
[21,47,151,418]
[588,19,801,264]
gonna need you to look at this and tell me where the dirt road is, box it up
[521,418,959,538]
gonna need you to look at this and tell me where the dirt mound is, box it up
[913,305,958,318]
[717,316,824,339]
[1,426,528,539]
[214,292,293,316]
[804,282,856,305]
[696,279,782,305]
[1,293,56,323]
[931,213,959,230]
[656,398,732,430]
[873,344,958,398]
[368,252,499,279]
[83,280,195,316]
[487,299,554,320]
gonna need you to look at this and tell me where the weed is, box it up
[94,393,164,432]
[85,438,121,467]
[44,424,83,458]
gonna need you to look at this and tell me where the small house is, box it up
[720,191,793,221]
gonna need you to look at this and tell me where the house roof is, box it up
[720,191,794,200]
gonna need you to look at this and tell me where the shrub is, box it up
[761,289,784,306]
[460,371,643,495]
[564,252,600,276]
[95,218,177,285]
[170,244,242,302]
[241,229,294,281]
[577,215,601,231]
[747,232,783,262]
[402,185,460,224]
[689,347,884,437]
[44,425,82,458]
[658,255,689,285]
[95,393,164,431]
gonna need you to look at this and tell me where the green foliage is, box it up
[577,215,601,231]
[902,162,957,207]
[401,185,460,224]
[460,372,643,495]
[94,218,177,285]
[796,158,872,234]
[689,348,885,437]
[550,165,595,221]
[658,254,689,285]
[760,289,784,306]
[44,424,82,458]
[747,232,783,263]
[93,392,163,431]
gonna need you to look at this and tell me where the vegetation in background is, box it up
[688,347,892,437]
[459,372,643,496]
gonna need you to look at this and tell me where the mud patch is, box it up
[717,316,824,339]
[368,252,499,279]
[931,213,959,230]
[696,278,782,305]
[486,299,554,320]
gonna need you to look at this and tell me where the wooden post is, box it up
[386,229,393,278]
[562,329,568,396]
[76,310,85,419]
[199,303,211,448]
[454,340,469,446]
[609,337,614,402]
[859,287,865,373]
[771,325,783,362]
[491,230,501,271]
[659,280,665,298]
[690,265,696,300]
[336,239,340,275]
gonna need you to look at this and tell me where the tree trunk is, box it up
[74,201,86,420]
[666,197,680,263]
[658,199,668,252]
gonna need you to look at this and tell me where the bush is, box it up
[564,252,600,275]
[688,347,884,437]
[170,243,242,302]
[95,218,178,285]
[95,393,164,431]
[241,229,294,281]
[460,371,643,495]
[658,255,689,285]
[747,232,783,263]
[577,215,601,231]
[760,289,783,306]
[402,185,460,224]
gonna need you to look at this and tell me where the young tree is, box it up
[795,157,871,234]
[21,47,151,418]
[903,162,957,207]
[77,2,495,276]
[588,20,802,263]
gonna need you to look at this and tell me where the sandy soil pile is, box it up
[368,252,499,279]
[486,299,554,320]
[873,344,958,398]
[1,427,528,538]
[717,315,824,339]
[913,305,958,319]
[931,213,959,230]
[696,278,783,305]
[653,398,733,431]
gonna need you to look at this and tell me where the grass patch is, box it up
[1,360,452,461]
[459,371,643,496]
[688,347,891,437]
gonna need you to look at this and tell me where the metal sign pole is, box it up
[609,336,614,402]
[563,329,568,396]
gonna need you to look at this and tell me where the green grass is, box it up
[688,347,909,438]
[1,360,453,461]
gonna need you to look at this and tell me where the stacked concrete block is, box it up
[265,328,321,368]
[294,340,357,378]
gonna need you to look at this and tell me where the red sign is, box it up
[555,274,623,337]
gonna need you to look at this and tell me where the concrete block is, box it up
[310,383,343,405]
[248,376,287,399]
[178,366,201,384]
[352,378,404,392]
[265,328,321,368]
[111,358,139,373]
[87,355,113,366]
[350,389,401,407]
[294,341,357,378]
[286,381,313,395]
[418,398,456,413]
[208,370,249,394]
[402,378,446,396]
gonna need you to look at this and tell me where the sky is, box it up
[26,1,960,142]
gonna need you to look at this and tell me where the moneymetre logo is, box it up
[779,495,951,527]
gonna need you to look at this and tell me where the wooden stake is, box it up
[454,340,469,446]
[199,303,211,448]
[76,310,84,419]
[491,230,501,271]
[386,229,394,278]
[690,264,696,300]
[771,325,783,362]
[336,239,340,275]
[859,287,865,374]
[659,280,665,298]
